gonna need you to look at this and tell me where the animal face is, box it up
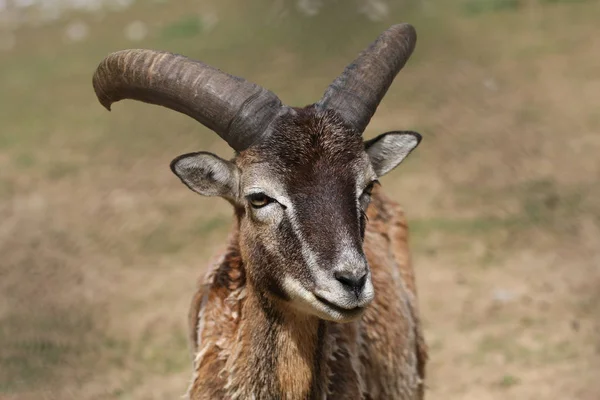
[171,107,420,322]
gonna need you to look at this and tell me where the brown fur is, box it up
[187,184,428,399]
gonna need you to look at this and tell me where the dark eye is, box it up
[247,193,273,209]
[362,180,379,197]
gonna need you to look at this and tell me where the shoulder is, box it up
[188,238,246,356]
[365,186,428,389]
[365,185,414,290]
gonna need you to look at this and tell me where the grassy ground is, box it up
[1,0,599,398]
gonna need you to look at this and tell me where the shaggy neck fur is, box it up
[229,287,330,399]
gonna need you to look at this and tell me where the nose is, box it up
[334,270,368,297]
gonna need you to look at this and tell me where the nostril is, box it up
[334,271,367,297]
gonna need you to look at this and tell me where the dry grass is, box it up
[0,0,599,399]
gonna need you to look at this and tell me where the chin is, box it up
[313,306,367,323]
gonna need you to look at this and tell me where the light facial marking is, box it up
[335,235,366,270]
[244,187,288,205]
[282,276,365,322]
[284,200,325,278]
[245,187,266,196]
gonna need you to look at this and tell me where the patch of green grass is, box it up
[441,179,591,234]
[190,215,230,236]
[462,0,521,16]
[141,223,185,255]
[0,179,16,199]
[13,152,36,168]
[103,337,131,368]
[471,333,581,369]
[411,215,516,237]
[161,15,204,39]
[0,312,97,392]
[46,162,80,180]
[517,179,586,227]
[540,0,589,4]
[409,215,515,264]
[587,112,600,129]
[140,215,228,255]
[474,334,535,364]
[133,326,189,374]
[496,374,521,388]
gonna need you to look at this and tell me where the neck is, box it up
[228,284,330,399]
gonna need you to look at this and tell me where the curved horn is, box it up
[317,24,417,134]
[92,49,283,151]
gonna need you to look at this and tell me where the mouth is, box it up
[282,276,370,322]
[314,294,363,315]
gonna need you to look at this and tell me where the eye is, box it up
[362,180,379,197]
[247,193,273,209]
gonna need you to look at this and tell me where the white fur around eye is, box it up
[248,199,283,224]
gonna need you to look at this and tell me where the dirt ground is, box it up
[0,1,599,399]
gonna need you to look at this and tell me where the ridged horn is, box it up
[317,24,417,134]
[92,49,283,151]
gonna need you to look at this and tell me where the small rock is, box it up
[571,319,580,332]
[483,78,498,92]
[492,288,515,304]
[455,272,467,285]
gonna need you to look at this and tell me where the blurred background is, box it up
[1,0,599,399]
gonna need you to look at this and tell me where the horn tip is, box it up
[390,22,415,31]
[97,96,113,111]
[92,73,114,111]
[390,23,417,41]
[102,102,112,112]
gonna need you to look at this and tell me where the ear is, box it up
[364,131,421,177]
[170,152,239,200]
